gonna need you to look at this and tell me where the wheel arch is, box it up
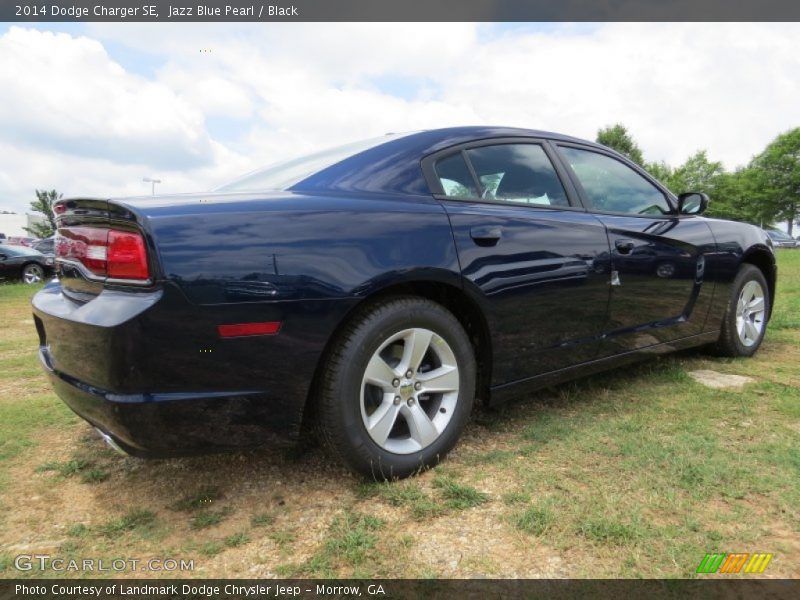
[299,278,494,438]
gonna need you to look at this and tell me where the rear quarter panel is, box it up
[120,191,461,434]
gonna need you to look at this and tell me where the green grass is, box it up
[578,517,645,545]
[278,511,385,576]
[35,456,109,484]
[224,532,250,548]
[374,481,444,519]
[268,529,297,550]
[97,509,157,537]
[190,508,232,530]
[513,505,554,535]
[432,475,489,509]
[250,512,275,527]
[172,488,220,512]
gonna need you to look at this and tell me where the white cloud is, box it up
[0,28,215,174]
[1,22,799,215]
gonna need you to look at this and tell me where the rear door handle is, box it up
[615,239,635,254]
[470,226,503,246]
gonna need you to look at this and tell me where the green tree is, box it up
[706,168,756,222]
[644,160,674,191]
[748,128,800,235]
[667,151,724,195]
[596,124,645,166]
[24,189,61,238]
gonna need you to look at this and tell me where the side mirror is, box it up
[677,192,709,215]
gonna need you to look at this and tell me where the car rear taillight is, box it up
[55,226,150,282]
[107,230,149,279]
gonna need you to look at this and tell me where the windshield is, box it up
[216,133,412,193]
[768,230,791,240]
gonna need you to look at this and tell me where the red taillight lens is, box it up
[107,230,149,280]
[55,226,109,276]
[56,227,150,282]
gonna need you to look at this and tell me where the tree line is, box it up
[597,124,800,236]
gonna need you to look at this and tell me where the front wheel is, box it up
[715,264,770,357]
[318,297,476,479]
[22,263,45,284]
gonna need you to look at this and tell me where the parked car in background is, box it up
[0,244,52,283]
[6,236,39,247]
[32,126,776,478]
[766,229,799,248]
[32,236,55,260]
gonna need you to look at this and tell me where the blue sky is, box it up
[0,22,798,213]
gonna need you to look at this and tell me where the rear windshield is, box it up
[216,133,412,193]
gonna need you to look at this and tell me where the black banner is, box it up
[2,579,800,600]
[2,0,800,22]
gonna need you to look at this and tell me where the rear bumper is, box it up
[31,280,352,457]
[38,345,282,457]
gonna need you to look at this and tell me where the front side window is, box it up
[559,146,671,215]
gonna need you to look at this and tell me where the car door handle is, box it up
[470,226,503,246]
[615,239,635,254]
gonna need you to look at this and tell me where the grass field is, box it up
[0,252,798,579]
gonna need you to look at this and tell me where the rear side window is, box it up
[434,143,570,207]
[559,146,671,215]
[435,153,478,198]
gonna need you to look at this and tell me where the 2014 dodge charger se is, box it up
[32,127,776,478]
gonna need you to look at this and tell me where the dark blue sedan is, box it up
[32,127,776,478]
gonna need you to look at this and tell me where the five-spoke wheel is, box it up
[361,328,460,454]
[22,263,45,284]
[715,264,770,357]
[735,280,766,347]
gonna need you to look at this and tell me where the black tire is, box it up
[714,264,770,357]
[318,296,476,479]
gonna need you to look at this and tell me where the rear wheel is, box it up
[714,264,769,357]
[22,263,44,284]
[318,297,476,479]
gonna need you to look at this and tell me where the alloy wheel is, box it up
[735,280,766,347]
[359,327,459,454]
[22,264,44,284]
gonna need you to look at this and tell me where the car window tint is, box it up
[465,144,569,207]
[435,153,478,198]
[560,147,670,215]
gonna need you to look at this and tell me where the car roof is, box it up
[290,126,600,196]
[1,244,40,255]
[117,126,604,206]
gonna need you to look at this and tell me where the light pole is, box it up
[142,177,161,196]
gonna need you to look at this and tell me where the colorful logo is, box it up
[696,553,773,574]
